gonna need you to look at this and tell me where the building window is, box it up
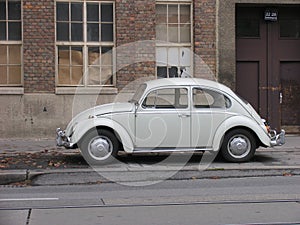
[236,19,260,38]
[56,1,115,87]
[156,3,192,78]
[280,19,300,39]
[0,0,22,86]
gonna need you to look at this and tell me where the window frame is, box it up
[0,0,23,89]
[142,87,189,110]
[279,19,300,40]
[55,0,116,90]
[192,87,232,109]
[155,1,193,79]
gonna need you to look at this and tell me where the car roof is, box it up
[144,78,231,92]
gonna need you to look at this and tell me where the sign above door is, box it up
[264,8,278,22]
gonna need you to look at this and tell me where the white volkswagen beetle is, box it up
[56,78,285,164]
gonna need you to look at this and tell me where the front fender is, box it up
[212,116,271,151]
[71,118,134,153]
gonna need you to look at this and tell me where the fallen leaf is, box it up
[283,172,292,177]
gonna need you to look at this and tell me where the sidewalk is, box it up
[0,138,60,154]
[0,135,299,185]
[0,135,299,153]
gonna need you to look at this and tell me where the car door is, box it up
[191,87,231,149]
[135,87,191,149]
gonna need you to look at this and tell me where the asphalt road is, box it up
[1,176,300,225]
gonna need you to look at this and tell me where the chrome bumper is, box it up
[56,128,76,149]
[270,129,286,146]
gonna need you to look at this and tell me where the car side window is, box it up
[193,88,231,109]
[142,88,188,109]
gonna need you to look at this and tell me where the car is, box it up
[56,78,285,164]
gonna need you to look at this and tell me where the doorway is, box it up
[236,6,300,132]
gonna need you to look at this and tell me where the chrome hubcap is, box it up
[88,136,112,161]
[228,135,250,158]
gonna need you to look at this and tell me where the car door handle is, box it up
[178,114,190,118]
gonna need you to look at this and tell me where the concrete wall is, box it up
[0,93,121,138]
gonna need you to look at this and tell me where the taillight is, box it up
[266,125,271,133]
[263,119,271,133]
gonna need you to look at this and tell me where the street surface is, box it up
[0,135,300,224]
[1,176,300,225]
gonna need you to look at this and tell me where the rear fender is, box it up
[212,116,271,151]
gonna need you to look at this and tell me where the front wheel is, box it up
[221,129,256,162]
[79,129,119,165]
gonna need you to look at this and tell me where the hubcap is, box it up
[228,135,250,158]
[88,136,112,161]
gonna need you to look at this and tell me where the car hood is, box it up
[65,102,134,135]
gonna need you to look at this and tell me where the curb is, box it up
[0,170,27,185]
[1,165,300,186]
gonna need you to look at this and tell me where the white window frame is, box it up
[155,1,193,78]
[55,0,116,94]
[0,0,23,93]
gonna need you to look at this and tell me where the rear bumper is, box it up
[56,128,76,149]
[270,129,286,146]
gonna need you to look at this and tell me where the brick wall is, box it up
[20,0,216,93]
[194,0,217,79]
[115,0,156,91]
[23,0,55,93]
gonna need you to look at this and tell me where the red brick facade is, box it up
[23,0,56,93]
[0,0,221,138]
[194,0,216,79]
[115,0,156,90]
[19,0,217,93]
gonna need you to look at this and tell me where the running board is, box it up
[133,147,213,153]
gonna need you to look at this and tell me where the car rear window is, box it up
[193,88,231,109]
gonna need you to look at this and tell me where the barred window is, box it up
[0,0,22,86]
[56,1,115,87]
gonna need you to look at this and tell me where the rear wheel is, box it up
[79,129,119,165]
[221,129,256,162]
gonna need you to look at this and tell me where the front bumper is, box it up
[270,129,286,146]
[56,128,76,149]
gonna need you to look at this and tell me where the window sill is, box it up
[55,87,118,95]
[0,87,24,95]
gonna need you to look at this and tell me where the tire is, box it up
[221,129,256,162]
[79,129,119,165]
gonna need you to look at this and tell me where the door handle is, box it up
[280,92,283,104]
[178,114,190,118]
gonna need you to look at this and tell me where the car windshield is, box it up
[129,84,147,104]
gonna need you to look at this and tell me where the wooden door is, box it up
[236,6,300,132]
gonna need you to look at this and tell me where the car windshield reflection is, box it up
[129,83,147,104]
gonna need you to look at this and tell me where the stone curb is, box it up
[1,165,300,185]
[0,170,27,185]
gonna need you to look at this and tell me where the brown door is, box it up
[277,7,300,133]
[236,6,300,132]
